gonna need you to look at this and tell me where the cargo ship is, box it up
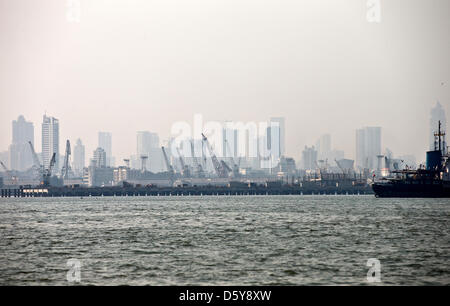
[372,121,450,198]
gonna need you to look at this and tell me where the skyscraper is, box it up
[92,147,107,168]
[98,132,113,167]
[136,131,162,172]
[42,115,59,171]
[355,127,381,171]
[429,101,447,151]
[302,146,318,170]
[9,115,34,171]
[269,117,285,157]
[137,131,159,155]
[73,139,85,177]
[316,134,331,161]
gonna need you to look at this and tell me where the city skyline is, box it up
[0,0,449,167]
[1,1,450,289]
[2,107,447,172]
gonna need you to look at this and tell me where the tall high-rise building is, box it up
[136,131,162,172]
[92,147,106,168]
[316,134,331,161]
[429,101,447,151]
[137,131,159,155]
[269,117,285,157]
[73,139,85,177]
[223,124,238,158]
[302,146,318,170]
[355,127,381,171]
[42,115,59,171]
[9,115,34,171]
[98,132,113,167]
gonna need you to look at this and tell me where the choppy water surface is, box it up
[0,195,449,285]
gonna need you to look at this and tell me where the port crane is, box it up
[161,146,175,184]
[190,140,204,178]
[28,141,42,170]
[201,133,230,178]
[28,141,44,179]
[176,147,190,177]
[0,161,8,172]
[28,141,56,186]
[0,160,18,185]
[43,153,56,186]
[61,140,71,179]
[335,159,345,175]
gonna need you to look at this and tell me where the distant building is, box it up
[98,132,113,167]
[42,115,59,171]
[223,124,238,158]
[92,147,107,168]
[9,115,34,171]
[73,139,85,177]
[88,166,113,187]
[429,101,447,151]
[316,134,331,161]
[278,156,297,175]
[137,131,159,155]
[136,131,163,172]
[269,117,285,157]
[113,166,128,184]
[302,146,318,170]
[356,127,381,171]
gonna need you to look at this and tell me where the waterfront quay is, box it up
[1,183,373,198]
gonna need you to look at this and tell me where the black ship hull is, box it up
[372,182,450,198]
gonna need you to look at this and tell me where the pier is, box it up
[1,185,373,198]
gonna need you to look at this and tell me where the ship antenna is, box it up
[439,121,441,152]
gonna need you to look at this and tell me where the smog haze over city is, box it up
[0,0,449,165]
[2,0,450,292]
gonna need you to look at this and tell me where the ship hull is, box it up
[372,182,450,198]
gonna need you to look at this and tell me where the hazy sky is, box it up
[1,0,449,164]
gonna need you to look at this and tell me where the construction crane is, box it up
[190,140,204,178]
[28,141,44,180]
[61,140,71,179]
[201,133,230,178]
[161,146,175,183]
[176,147,190,177]
[0,161,18,185]
[28,141,42,172]
[43,153,56,186]
[0,161,7,172]
[28,141,56,186]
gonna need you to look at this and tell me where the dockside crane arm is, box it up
[161,146,175,184]
[202,133,228,177]
[0,161,8,172]
[28,141,42,168]
[61,140,71,179]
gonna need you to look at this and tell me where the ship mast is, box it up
[434,120,445,153]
